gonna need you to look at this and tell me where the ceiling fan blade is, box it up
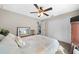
[34,4,39,9]
[30,12,38,13]
[40,7,43,10]
[43,13,49,16]
[44,7,52,12]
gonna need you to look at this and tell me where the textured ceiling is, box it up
[0,4,79,20]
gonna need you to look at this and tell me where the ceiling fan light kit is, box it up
[30,4,52,17]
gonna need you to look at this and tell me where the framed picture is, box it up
[17,27,30,37]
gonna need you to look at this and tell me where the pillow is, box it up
[15,36,26,48]
[0,34,5,41]
[0,33,20,53]
[1,33,18,47]
[55,45,65,54]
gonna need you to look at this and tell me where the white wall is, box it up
[0,9,38,35]
[48,17,71,43]
[42,10,79,43]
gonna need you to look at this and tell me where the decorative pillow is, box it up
[0,34,5,41]
[15,36,26,48]
[0,28,9,36]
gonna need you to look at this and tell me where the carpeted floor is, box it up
[56,41,72,54]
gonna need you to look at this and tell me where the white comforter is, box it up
[0,34,59,54]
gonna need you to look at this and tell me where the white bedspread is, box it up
[0,34,59,54]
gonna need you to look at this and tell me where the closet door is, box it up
[71,16,79,46]
[71,22,79,45]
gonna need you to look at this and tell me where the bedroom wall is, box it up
[42,10,79,44]
[0,9,38,35]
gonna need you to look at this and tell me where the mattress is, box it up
[0,33,59,54]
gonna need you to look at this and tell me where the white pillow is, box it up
[56,45,65,54]
[2,33,26,48]
[15,36,26,48]
[0,34,5,41]
[1,33,18,47]
[0,33,20,53]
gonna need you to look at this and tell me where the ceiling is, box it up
[0,4,79,20]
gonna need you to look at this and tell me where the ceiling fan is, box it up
[30,4,52,17]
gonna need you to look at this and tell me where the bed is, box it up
[0,33,59,54]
